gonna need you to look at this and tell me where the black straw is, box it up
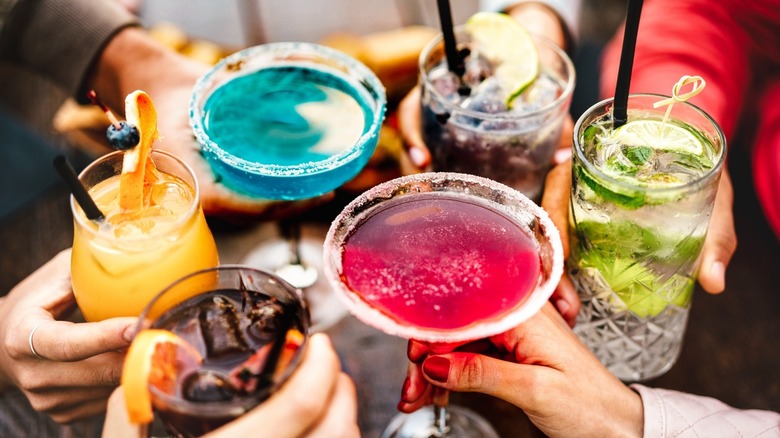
[53,155,105,222]
[613,0,644,128]
[436,0,464,76]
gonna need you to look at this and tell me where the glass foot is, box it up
[381,405,499,438]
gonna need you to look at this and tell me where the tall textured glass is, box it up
[419,28,575,201]
[570,94,726,382]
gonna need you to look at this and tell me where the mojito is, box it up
[570,94,726,382]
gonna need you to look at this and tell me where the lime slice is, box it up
[611,119,705,155]
[465,12,539,107]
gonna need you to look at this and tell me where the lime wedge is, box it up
[465,12,539,107]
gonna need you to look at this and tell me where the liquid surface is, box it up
[203,65,368,166]
[89,172,194,240]
[429,62,564,118]
[341,193,541,331]
[581,113,717,189]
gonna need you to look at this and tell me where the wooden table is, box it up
[1,149,778,437]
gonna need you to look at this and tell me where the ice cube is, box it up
[430,70,462,101]
[462,51,493,89]
[463,79,508,115]
[245,300,286,346]
[150,181,191,213]
[182,370,238,402]
[199,296,250,357]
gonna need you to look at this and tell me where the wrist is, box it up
[608,384,645,437]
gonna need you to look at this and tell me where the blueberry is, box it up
[106,121,140,150]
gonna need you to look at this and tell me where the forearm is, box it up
[632,384,780,436]
[0,0,137,99]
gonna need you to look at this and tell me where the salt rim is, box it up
[322,172,564,343]
[189,42,387,178]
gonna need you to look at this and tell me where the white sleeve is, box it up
[632,384,780,437]
[479,0,582,40]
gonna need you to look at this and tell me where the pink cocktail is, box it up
[324,172,563,437]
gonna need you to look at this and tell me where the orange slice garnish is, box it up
[119,90,160,211]
[121,329,202,424]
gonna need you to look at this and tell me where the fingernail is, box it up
[409,146,428,168]
[123,325,136,343]
[400,377,412,402]
[554,148,572,164]
[710,261,725,284]
[423,356,450,383]
[555,298,570,316]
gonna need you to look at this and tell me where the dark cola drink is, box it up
[148,289,306,437]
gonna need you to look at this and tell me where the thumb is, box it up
[29,317,136,362]
[421,353,544,407]
[698,170,736,294]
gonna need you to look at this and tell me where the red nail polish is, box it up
[400,377,412,401]
[423,356,450,383]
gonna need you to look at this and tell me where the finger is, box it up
[102,387,143,438]
[407,340,429,363]
[28,385,114,423]
[557,116,574,151]
[421,352,557,410]
[397,380,433,414]
[541,160,572,259]
[397,86,431,170]
[549,275,580,327]
[210,333,341,437]
[20,352,126,389]
[29,317,135,362]
[304,374,360,438]
[10,249,76,317]
[399,361,427,405]
[698,170,736,294]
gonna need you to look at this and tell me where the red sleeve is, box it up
[599,0,752,140]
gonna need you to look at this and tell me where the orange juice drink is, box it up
[71,90,218,321]
[71,149,218,321]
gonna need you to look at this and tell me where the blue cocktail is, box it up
[190,42,386,200]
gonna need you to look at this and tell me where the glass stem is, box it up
[432,387,451,437]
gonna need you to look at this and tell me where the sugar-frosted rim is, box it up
[322,172,564,343]
[189,42,387,177]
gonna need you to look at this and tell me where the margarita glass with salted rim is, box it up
[189,42,386,201]
[323,172,563,437]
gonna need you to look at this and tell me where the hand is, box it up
[398,303,644,438]
[103,333,359,438]
[89,27,333,222]
[0,249,137,423]
[696,169,737,293]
